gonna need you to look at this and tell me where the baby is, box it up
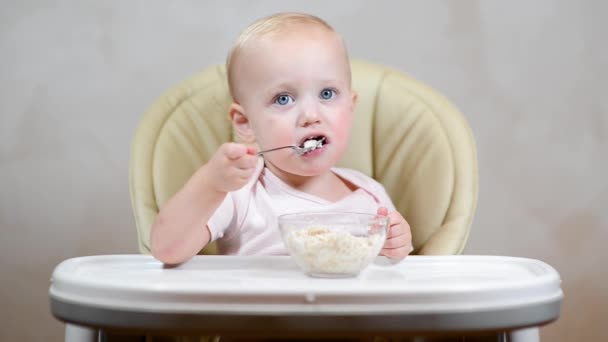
[151,12,413,265]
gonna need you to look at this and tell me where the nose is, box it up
[297,101,321,127]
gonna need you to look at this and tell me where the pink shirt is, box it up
[208,158,396,255]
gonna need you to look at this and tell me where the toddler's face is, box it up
[232,26,356,179]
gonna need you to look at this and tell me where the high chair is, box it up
[126,59,481,342]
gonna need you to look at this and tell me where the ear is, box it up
[229,103,256,143]
[351,91,358,109]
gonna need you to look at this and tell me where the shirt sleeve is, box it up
[370,178,397,212]
[207,192,236,241]
[207,157,265,242]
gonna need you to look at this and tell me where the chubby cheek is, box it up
[330,110,353,157]
[254,117,294,150]
[333,117,351,142]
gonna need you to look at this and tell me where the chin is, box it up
[272,163,327,178]
[267,152,338,178]
[297,163,334,177]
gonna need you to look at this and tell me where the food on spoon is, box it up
[301,136,326,152]
[303,139,318,149]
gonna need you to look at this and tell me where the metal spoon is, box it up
[257,137,326,156]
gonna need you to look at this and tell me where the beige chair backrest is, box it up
[129,60,478,256]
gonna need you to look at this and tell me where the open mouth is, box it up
[298,135,328,152]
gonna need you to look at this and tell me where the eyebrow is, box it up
[262,83,300,101]
[266,79,343,93]
[266,82,294,94]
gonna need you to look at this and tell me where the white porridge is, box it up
[285,226,384,276]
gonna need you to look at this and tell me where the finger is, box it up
[380,246,410,260]
[385,217,400,238]
[389,213,410,234]
[383,212,402,236]
[224,143,248,160]
[383,234,410,249]
[246,146,257,155]
[388,211,405,225]
[371,208,388,234]
[225,169,255,187]
[235,153,258,169]
[387,222,408,238]
[388,229,411,247]
[232,165,256,178]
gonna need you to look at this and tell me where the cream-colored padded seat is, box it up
[129,59,478,256]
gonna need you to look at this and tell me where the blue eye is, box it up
[274,94,293,106]
[320,88,336,100]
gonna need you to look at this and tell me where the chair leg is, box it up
[99,330,147,341]
[65,324,99,342]
[506,328,539,342]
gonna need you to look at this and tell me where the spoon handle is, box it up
[257,145,299,156]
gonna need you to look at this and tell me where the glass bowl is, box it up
[278,212,388,278]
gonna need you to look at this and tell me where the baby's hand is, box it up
[207,143,258,193]
[377,207,413,260]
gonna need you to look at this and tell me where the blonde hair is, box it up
[226,12,348,100]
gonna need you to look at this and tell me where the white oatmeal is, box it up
[285,226,384,275]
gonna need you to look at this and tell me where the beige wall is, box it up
[1,1,606,340]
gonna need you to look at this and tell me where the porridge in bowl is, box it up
[278,212,388,277]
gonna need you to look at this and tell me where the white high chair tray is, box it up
[50,255,562,334]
